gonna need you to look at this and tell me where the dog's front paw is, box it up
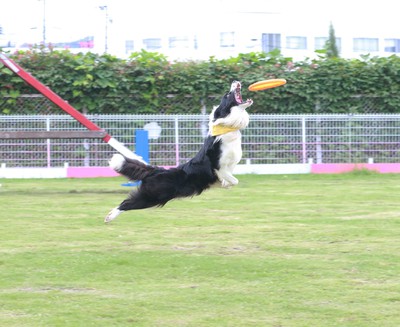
[221,179,231,188]
[109,154,125,172]
[220,177,238,188]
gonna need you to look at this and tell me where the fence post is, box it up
[315,101,323,164]
[83,108,90,167]
[46,117,51,168]
[200,99,208,138]
[174,117,180,166]
[301,116,307,164]
[347,115,352,163]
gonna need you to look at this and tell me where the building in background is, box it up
[0,0,399,61]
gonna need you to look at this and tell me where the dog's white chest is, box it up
[213,131,242,188]
[218,131,242,167]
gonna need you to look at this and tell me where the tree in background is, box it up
[325,22,340,58]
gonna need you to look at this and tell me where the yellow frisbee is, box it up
[248,78,287,91]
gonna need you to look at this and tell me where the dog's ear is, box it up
[213,104,231,121]
[213,100,227,121]
[213,90,238,121]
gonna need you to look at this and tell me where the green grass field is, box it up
[1,173,400,327]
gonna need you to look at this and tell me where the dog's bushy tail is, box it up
[109,154,158,181]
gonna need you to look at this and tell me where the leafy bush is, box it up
[2,46,400,114]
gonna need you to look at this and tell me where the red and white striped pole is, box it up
[0,53,141,161]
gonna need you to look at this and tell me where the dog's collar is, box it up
[211,124,240,136]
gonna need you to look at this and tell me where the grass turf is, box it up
[1,173,400,326]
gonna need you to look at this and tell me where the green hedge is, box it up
[2,47,400,114]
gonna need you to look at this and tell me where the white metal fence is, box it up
[1,114,400,168]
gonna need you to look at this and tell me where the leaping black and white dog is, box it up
[105,81,253,223]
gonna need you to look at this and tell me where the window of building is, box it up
[220,32,235,47]
[315,37,341,51]
[262,33,281,52]
[384,39,400,53]
[125,40,134,53]
[168,36,189,49]
[0,25,3,35]
[353,38,379,52]
[143,38,162,50]
[286,36,307,50]
[315,37,327,50]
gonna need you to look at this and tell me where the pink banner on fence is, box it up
[311,163,400,174]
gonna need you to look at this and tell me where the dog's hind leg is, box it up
[105,207,123,223]
[104,193,159,223]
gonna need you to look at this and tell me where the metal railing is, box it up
[1,114,400,167]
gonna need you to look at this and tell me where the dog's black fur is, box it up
[105,81,253,222]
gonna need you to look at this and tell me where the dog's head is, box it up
[209,81,253,135]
